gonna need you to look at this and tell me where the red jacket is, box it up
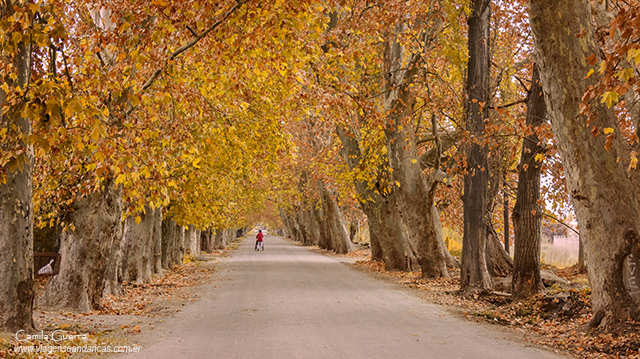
[256,232,264,241]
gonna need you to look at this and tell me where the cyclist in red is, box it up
[255,230,264,251]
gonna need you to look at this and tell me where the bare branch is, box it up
[490,98,527,110]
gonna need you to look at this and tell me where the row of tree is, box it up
[0,0,320,332]
[273,0,640,332]
[2,0,640,335]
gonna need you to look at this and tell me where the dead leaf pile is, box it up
[100,262,214,316]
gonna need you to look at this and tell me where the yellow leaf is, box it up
[395,181,400,187]
[615,68,634,81]
[601,91,619,108]
[115,174,126,185]
[534,153,545,162]
[135,216,141,224]
[90,125,101,141]
[585,69,594,79]
[411,159,417,164]
[598,61,607,74]
[192,158,201,169]
[628,48,640,65]
[603,127,615,135]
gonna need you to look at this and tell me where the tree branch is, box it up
[490,98,526,110]
[140,1,244,93]
[543,212,580,236]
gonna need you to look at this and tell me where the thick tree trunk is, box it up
[512,65,546,301]
[0,19,35,331]
[382,23,449,279]
[319,181,354,254]
[213,228,225,249]
[161,218,184,268]
[486,229,513,277]
[295,208,310,245]
[460,0,493,295]
[201,229,213,253]
[314,202,331,250]
[121,206,160,284]
[152,207,162,276]
[104,225,125,296]
[279,208,292,238]
[336,126,418,270]
[578,235,586,273]
[184,225,200,255]
[530,0,640,329]
[432,205,460,270]
[306,207,322,246]
[43,183,123,312]
[223,228,234,246]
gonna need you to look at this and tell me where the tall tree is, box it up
[460,0,493,294]
[0,1,35,332]
[383,21,450,279]
[511,64,546,301]
[529,0,640,329]
[337,126,419,271]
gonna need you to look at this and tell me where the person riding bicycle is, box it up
[255,230,264,251]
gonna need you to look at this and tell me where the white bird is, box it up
[38,259,55,275]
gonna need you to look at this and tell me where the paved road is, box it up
[122,234,567,359]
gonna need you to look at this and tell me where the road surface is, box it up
[121,234,567,359]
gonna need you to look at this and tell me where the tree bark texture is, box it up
[161,218,184,268]
[43,183,123,312]
[383,23,449,279]
[318,181,354,254]
[201,229,213,253]
[278,208,292,238]
[213,228,226,249]
[121,205,161,284]
[336,126,418,270]
[152,207,162,276]
[511,64,546,301]
[461,0,493,294]
[184,225,201,256]
[530,0,640,328]
[0,17,35,330]
[103,224,125,296]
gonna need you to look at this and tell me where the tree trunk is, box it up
[461,0,493,295]
[336,126,418,270]
[121,206,159,284]
[184,225,200,256]
[529,0,640,329]
[503,175,510,256]
[201,229,213,253]
[43,183,123,312]
[152,207,162,276]
[577,235,586,273]
[103,224,125,296]
[213,228,225,249]
[295,205,321,246]
[314,202,331,250]
[382,23,449,279]
[319,181,354,254]
[295,208,310,245]
[279,208,292,238]
[512,64,546,301]
[162,218,184,268]
[0,11,34,330]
